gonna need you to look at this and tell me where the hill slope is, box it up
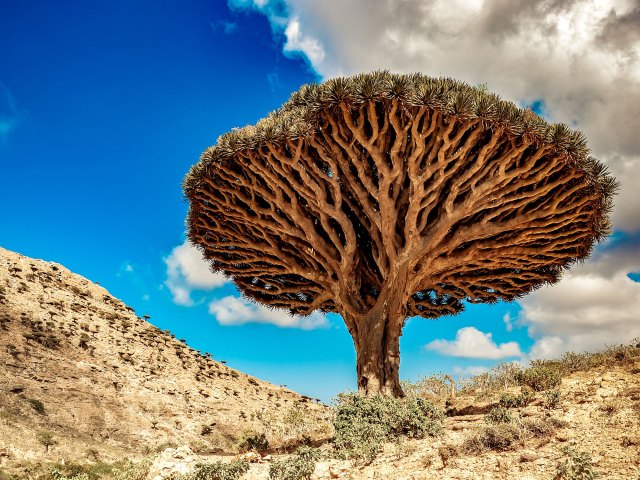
[0,247,332,465]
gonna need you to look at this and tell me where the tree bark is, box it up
[346,266,408,397]
[354,315,404,397]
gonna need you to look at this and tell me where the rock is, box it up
[236,451,261,463]
[519,452,539,463]
[329,463,351,478]
[147,445,197,480]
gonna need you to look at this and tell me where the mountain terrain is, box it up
[0,247,332,468]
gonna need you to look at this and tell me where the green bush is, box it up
[485,406,512,424]
[516,366,561,391]
[178,460,249,480]
[543,389,561,409]
[555,446,599,479]
[240,432,269,454]
[112,458,153,480]
[37,431,57,452]
[51,469,89,480]
[269,446,319,480]
[332,393,443,464]
[498,389,534,408]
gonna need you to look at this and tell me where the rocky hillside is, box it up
[0,247,332,466]
[107,345,640,480]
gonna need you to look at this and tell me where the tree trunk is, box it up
[345,282,407,397]
[355,318,404,397]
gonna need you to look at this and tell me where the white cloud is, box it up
[503,312,513,333]
[452,365,489,377]
[283,18,325,65]
[519,239,640,359]
[425,326,523,359]
[241,0,640,233]
[164,240,227,306]
[208,295,328,329]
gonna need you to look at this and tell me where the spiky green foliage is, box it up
[184,71,617,241]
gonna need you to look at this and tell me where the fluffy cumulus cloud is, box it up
[521,238,640,359]
[164,240,328,329]
[235,0,640,355]
[164,240,227,306]
[208,295,328,329]
[425,327,523,359]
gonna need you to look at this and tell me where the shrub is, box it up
[240,432,269,454]
[499,389,534,408]
[463,423,523,453]
[555,446,599,479]
[112,458,153,480]
[178,460,250,480]
[516,366,561,391]
[27,398,46,415]
[269,446,319,480]
[332,393,443,464]
[463,415,558,454]
[543,389,561,410]
[51,469,89,480]
[485,406,513,424]
[37,431,57,452]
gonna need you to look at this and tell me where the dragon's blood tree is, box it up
[184,72,617,397]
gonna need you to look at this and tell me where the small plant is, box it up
[485,406,513,424]
[463,423,523,453]
[79,333,91,349]
[178,460,249,480]
[598,400,621,415]
[51,469,89,480]
[27,398,46,415]
[555,446,599,479]
[240,432,269,454]
[543,389,562,409]
[269,446,319,480]
[112,458,153,480]
[516,365,561,391]
[37,431,57,453]
[499,389,534,408]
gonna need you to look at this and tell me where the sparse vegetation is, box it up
[555,446,599,479]
[112,458,152,480]
[269,446,319,480]
[463,414,559,454]
[175,460,249,480]
[51,468,89,480]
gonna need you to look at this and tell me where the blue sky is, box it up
[2,0,639,402]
